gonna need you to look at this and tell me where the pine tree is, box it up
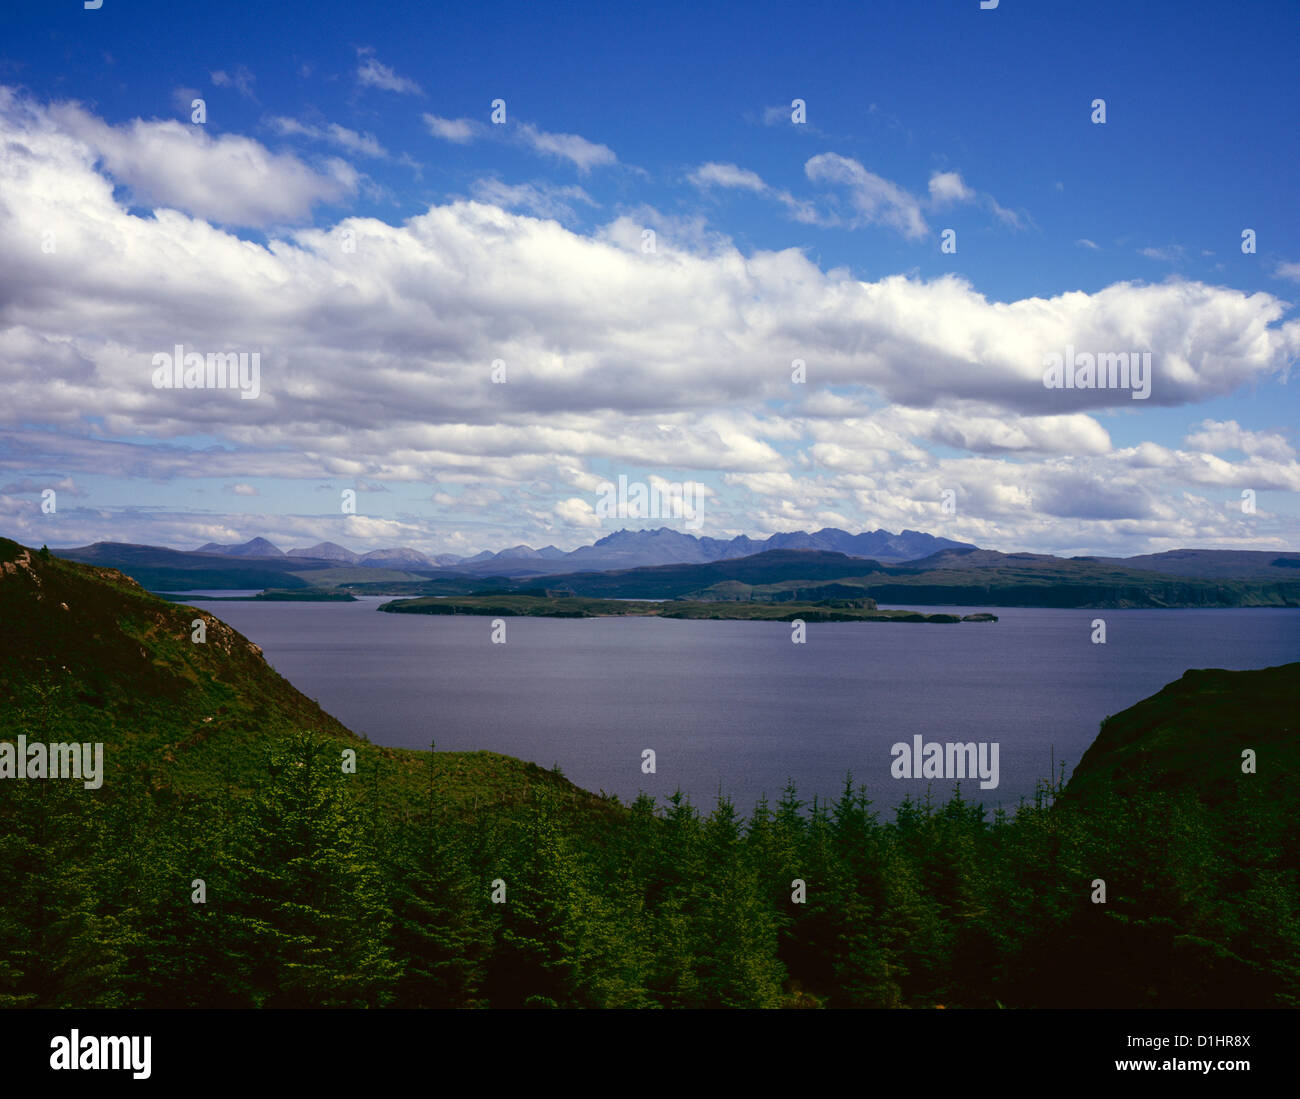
[217,731,400,1007]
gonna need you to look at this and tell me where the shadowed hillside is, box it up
[1067,663,1300,804]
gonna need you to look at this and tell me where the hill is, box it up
[194,537,286,557]
[53,541,324,592]
[0,538,600,811]
[1066,663,1300,804]
[51,541,435,594]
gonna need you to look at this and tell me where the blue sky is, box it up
[2,0,1298,557]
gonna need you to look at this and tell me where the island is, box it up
[377,591,998,622]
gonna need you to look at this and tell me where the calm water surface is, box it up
[188,597,1300,814]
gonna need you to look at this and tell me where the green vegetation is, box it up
[378,591,998,623]
[1,539,1295,1008]
[158,589,358,602]
[255,588,356,601]
[1067,663,1300,804]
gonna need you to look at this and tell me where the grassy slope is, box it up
[0,540,609,818]
[1066,662,1300,804]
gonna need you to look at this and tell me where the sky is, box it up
[2,0,1298,559]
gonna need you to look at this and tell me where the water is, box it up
[157,589,265,599]
[196,597,1300,815]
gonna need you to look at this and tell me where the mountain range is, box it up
[188,526,976,575]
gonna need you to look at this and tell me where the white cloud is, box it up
[803,153,929,239]
[1183,419,1294,462]
[555,497,602,528]
[517,122,616,173]
[688,161,818,224]
[356,52,422,95]
[926,169,1023,228]
[269,116,388,159]
[423,114,479,143]
[47,99,355,225]
[689,161,769,193]
[1274,260,1300,282]
[928,170,974,206]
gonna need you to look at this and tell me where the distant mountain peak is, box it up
[286,542,361,564]
[193,537,284,558]
[359,547,434,568]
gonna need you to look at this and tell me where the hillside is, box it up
[1066,663,1300,804]
[0,538,601,811]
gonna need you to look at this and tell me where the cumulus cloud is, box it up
[554,497,602,528]
[3,89,1299,554]
[44,97,355,225]
[1183,419,1294,462]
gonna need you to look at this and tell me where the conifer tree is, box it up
[217,731,399,1007]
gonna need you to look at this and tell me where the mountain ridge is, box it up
[120,526,981,574]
